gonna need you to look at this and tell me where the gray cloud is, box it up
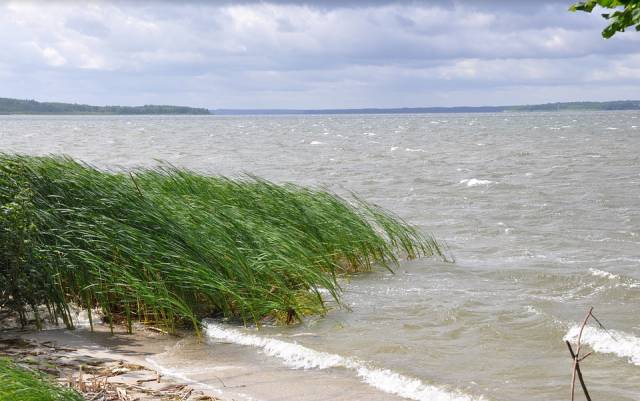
[1,0,639,108]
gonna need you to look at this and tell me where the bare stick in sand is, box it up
[566,341,591,401]
[569,306,593,401]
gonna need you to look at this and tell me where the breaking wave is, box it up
[202,320,485,401]
[564,325,640,366]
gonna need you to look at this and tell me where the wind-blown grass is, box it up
[0,154,445,332]
[0,358,84,401]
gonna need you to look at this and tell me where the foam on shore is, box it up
[202,320,484,401]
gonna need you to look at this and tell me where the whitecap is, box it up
[459,178,493,187]
[525,306,542,316]
[564,325,640,366]
[589,268,619,280]
[390,147,399,151]
[310,141,324,145]
[203,321,484,401]
[405,148,425,152]
[588,268,640,289]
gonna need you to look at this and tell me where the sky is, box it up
[1,0,639,109]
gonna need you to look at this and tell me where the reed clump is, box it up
[0,358,84,401]
[0,154,445,332]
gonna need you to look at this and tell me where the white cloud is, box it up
[0,1,638,107]
[39,46,67,67]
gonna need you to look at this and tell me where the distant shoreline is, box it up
[2,97,639,115]
[212,100,640,115]
[0,97,210,115]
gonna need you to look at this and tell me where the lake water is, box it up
[1,112,639,401]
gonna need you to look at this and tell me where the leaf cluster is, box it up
[570,0,640,38]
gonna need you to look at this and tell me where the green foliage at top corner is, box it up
[570,0,640,38]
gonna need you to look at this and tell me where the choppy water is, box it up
[1,112,639,401]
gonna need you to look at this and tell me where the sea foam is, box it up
[564,325,640,366]
[203,320,484,401]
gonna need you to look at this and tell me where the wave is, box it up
[202,320,485,401]
[564,325,640,366]
[589,268,640,289]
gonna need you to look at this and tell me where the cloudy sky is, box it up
[1,0,639,109]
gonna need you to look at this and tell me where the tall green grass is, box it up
[0,154,445,332]
[0,358,84,401]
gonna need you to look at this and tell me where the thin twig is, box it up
[578,351,593,363]
[590,312,618,342]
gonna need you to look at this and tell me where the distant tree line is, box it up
[508,100,640,112]
[0,97,210,115]
[212,100,640,115]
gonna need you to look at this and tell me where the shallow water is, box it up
[1,112,639,400]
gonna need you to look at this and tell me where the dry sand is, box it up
[0,324,221,401]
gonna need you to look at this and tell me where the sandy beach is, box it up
[1,321,412,401]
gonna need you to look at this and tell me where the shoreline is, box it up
[0,324,223,401]
[0,322,420,401]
